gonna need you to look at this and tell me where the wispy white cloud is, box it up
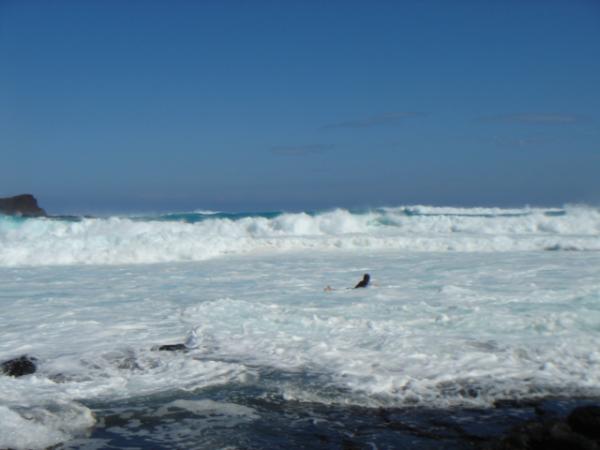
[480,113,587,124]
[270,144,334,156]
[321,112,423,130]
[487,135,557,148]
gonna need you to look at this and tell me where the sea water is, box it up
[1,206,599,449]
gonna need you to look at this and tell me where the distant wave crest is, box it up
[1,205,599,266]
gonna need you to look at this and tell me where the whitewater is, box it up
[1,205,599,449]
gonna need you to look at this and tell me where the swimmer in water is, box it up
[324,273,371,291]
[354,273,370,288]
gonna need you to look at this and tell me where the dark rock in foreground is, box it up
[568,406,600,440]
[156,344,188,352]
[483,405,600,450]
[0,194,46,216]
[0,355,37,377]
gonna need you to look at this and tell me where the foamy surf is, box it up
[1,206,599,448]
[0,205,599,267]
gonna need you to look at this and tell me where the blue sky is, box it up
[1,0,599,213]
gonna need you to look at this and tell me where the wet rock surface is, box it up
[156,344,188,352]
[568,406,600,440]
[482,405,600,450]
[0,355,37,377]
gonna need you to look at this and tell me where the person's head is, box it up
[363,274,370,282]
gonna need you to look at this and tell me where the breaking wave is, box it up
[1,205,599,267]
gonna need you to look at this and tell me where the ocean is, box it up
[1,205,599,449]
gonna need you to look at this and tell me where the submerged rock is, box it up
[156,344,188,352]
[0,355,37,377]
[155,330,200,352]
[0,194,46,216]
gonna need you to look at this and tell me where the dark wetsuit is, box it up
[354,274,370,288]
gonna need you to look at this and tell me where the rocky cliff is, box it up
[0,194,46,216]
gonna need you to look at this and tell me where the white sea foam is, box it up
[1,208,600,448]
[0,402,95,450]
[0,205,599,267]
[155,399,259,419]
[193,209,221,215]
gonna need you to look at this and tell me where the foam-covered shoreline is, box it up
[1,206,599,448]
[2,248,600,449]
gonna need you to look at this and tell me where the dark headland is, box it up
[0,194,46,217]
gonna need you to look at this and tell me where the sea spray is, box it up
[0,205,599,267]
